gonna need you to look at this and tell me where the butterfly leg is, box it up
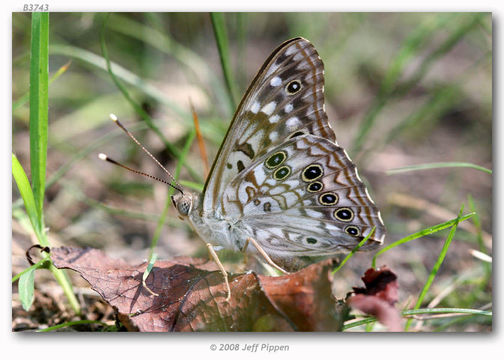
[205,243,231,301]
[244,237,290,275]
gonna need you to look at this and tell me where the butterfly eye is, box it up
[334,208,354,222]
[345,226,360,237]
[286,80,302,95]
[319,192,339,205]
[273,165,291,180]
[307,181,323,193]
[265,151,287,169]
[176,197,192,216]
[302,163,323,182]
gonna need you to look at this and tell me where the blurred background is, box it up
[12,12,492,331]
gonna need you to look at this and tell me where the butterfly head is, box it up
[171,192,194,219]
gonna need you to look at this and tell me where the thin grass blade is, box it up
[29,12,49,220]
[12,154,44,240]
[404,205,465,331]
[372,212,474,268]
[387,162,492,175]
[332,227,374,274]
[210,12,237,111]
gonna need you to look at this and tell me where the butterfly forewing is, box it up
[202,38,335,214]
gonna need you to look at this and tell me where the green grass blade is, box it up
[372,212,474,268]
[12,154,44,240]
[386,162,492,175]
[403,307,492,317]
[13,60,70,111]
[343,317,375,330]
[36,320,112,332]
[332,227,375,274]
[29,12,49,220]
[404,205,465,331]
[210,12,237,111]
[22,13,82,316]
[18,268,36,311]
[343,307,491,331]
[12,258,48,283]
[179,180,204,192]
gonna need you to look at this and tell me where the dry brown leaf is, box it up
[51,247,345,332]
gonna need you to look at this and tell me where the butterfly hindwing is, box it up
[220,134,385,256]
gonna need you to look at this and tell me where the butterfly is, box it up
[102,37,385,300]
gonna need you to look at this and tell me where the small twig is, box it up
[190,99,209,178]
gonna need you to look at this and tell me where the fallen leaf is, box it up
[347,266,402,331]
[51,247,346,332]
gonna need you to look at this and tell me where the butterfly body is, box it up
[172,37,385,271]
[172,192,249,252]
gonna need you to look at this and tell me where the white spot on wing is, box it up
[270,186,284,195]
[261,101,276,115]
[268,227,284,238]
[270,76,282,87]
[265,179,276,186]
[283,180,299,188]
[269,115,280,123]
[285,45,296,56]
[293,52,303,62]
[284,103,293,113]
[286,117,301,130]
[251,101,260,114]
[238,187,248,204]
[254,166,266,184]
[284,192,298,207]
[305,209,323,218]
[269,131,278,142]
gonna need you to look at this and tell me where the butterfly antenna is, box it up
[106,113,184,194]
[98,153,183,193]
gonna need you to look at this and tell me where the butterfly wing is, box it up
[202,38,334,214]
[221,134,386,257]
